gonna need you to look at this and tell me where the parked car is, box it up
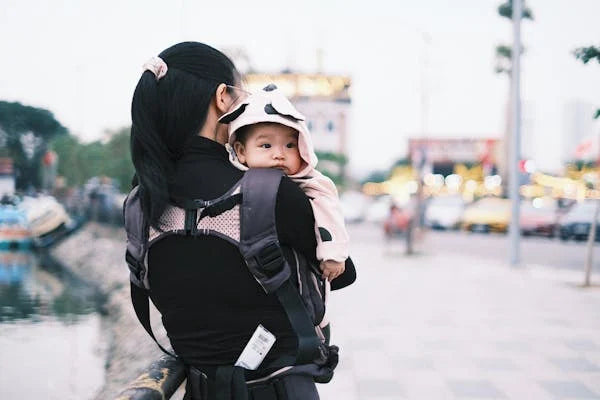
[340,191,369,223]
[425,195,465,230]
[364,195,393,224]
[462,197,511,233]
[558,200,600,242]
[520,200,559,237]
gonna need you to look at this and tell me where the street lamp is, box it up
[509,0,523,266]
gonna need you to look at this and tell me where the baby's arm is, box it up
[294,170,350,281]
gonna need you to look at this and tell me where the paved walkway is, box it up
[319,227,600,399]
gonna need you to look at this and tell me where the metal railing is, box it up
[115,355,186,400]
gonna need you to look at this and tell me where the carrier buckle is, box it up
[256,242,285,274]
[125,250,144,281]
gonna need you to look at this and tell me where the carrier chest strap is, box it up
[185,209,198,235]
[199,193,242,219]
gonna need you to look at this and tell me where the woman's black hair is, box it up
[130,42,239,229]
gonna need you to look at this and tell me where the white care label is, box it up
[234,324,276,370]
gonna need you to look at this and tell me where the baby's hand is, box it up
[320,260,345,282]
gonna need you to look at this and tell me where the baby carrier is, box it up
[123,168,338,399]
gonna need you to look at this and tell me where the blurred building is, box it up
[520,101,535,161]
[244,72,351,182]
[563,100,597,162]
[362,138,501,200]
[408,138,499,177]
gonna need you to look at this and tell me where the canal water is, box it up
[0,250,106,399]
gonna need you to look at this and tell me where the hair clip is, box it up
[142,56,168,81]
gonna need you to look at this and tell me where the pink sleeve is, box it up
[294,171,349,262]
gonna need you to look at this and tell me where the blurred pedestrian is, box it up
[384,204,410,238]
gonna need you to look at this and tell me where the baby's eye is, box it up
[286,143,297,148]
[260,143,271,149]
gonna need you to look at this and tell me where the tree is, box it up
[102,128,135,192]
[573,44,600,287]
[0,101,67,190]
[574,45,600,120]
[50,127,134,193]
[315,151,348,186]
[574,46,600,65]
[497,0,533,20]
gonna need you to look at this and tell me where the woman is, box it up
[130,42,354,399]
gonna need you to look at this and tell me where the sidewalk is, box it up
[319,233,600,399]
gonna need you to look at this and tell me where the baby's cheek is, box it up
[245,153,269,168]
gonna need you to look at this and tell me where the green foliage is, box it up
[574,46,600,64]
[569,160,597,170]
[496,45,512,59]
[315,151,348,186]
[494,45,512,75]
[0,101,68,190]
[0,101,67,140]
[361,170,389,185]
[315,151,348,165]
[498,0,534,20]
[391,158,410,168]
[50,127,134,192]
[102,127,135,191]
[573,46,600,120]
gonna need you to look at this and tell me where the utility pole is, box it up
[509,0,522,266]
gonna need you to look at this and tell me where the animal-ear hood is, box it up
[218,84,318,171]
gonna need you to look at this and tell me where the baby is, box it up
[219,84,349,282]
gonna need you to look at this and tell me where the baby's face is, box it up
[234,123,303,175]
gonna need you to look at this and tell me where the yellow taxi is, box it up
[461,197,511,233]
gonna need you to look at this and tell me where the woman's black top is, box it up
[148,136,355,368]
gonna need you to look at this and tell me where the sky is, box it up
[1,0,599,176]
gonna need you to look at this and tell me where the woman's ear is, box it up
[215,83,230,114]
[233,141,247,164]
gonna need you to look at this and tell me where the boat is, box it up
[0,250,34,284]
[0,204,32,250]
[19,196,75,247]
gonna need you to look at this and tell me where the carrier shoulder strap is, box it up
[239,168,321,365]
[124,186,178,359]
[130,282,178,359]
[123,185,149,289]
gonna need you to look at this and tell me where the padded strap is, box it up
[130,282,178,359]
[239,169,290,294]
[239,168,321,366]
[240,169,282,246]
[275,281,322,365]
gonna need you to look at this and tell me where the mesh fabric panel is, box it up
[197,205,240,242]
[149,204,240,243]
